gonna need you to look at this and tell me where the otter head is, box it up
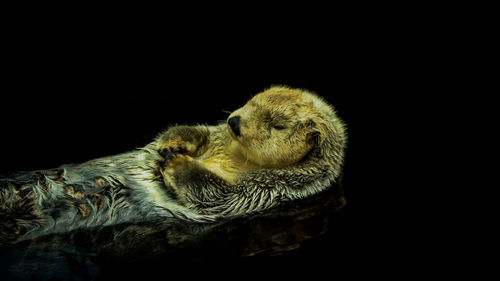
[227,86,343,168]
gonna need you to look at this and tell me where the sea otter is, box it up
[0,86,347,244]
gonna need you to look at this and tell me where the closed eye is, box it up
[273,125,286,130]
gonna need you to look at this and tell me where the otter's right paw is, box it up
[158,140,197,159]
[159,154,198,200]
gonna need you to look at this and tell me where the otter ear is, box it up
[307,131,320,146]
[306,116,339,153]
[305,119,320,146]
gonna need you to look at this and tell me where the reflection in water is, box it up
[1,183,345,280]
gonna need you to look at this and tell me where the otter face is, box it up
[227,86,326,168]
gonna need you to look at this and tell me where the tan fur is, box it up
[226,86,323,168]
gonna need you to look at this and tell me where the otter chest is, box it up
[195,142,250,184]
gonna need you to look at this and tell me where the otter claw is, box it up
[159,147,187,160]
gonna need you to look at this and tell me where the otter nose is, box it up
[228,116,241,137]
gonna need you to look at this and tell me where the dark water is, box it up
[0,41,402,279]
[1,186,349,280]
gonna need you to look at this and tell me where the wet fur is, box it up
[0,86,347,244]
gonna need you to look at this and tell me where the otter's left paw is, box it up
[163,154,196,174]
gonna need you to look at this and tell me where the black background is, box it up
[0,30,416,277]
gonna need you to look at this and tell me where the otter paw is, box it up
[163,154,195,173]
[158,140,197,159]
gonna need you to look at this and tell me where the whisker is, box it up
[221,110,232,114]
